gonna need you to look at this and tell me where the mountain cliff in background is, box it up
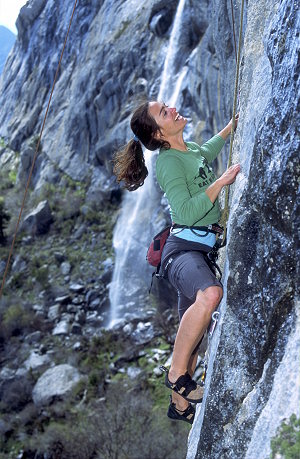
[0,0,298,458]
[0,26,16,74]
[0,0,226,199]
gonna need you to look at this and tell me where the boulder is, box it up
[69,283,85,293]
[11,254,27,273]
[21,200,53,235]
[32,364,81,406]
[127,367,142,379]
[60,262,71,275]
[47,304,61,321]
[23,351,51,371]
[131,322,156,345]
[52,320,69,335]
[71,322,82,335]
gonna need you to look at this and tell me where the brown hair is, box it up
[113,102,170,191]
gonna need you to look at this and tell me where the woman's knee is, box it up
[196,286,223,310]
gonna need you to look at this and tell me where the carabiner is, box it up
[208,311,219,338]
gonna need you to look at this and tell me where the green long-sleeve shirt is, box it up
[155,134,225,226]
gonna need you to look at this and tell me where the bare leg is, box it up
[169,286,222,406]
[171,346,200,410]
[187,348,199,377]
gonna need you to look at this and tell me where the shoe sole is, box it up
[167,405,195,424]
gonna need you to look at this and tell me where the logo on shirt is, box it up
[194,159,213,188]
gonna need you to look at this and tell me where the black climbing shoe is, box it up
[167,396,195,425]
[160,366,204,403]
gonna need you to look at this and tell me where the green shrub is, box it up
[0,302,42,340]
[270,414,300,459]
[114,20,130,39]
[2,304,31,337]
[0,376,34,413]
[8,170,17,184]
[26,381,188,459]
[34,264,49,286]
[0,196,10,244]
[0,137,6,148]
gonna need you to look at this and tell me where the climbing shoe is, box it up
[167,396,195,425]
[160,366,204,403]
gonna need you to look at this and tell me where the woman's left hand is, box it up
[226,113,239,133]
[218,114,239,140]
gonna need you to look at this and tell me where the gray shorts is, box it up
[167,251,223,320]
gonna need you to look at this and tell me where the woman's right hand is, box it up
[205,164,241,204]
[219,164,241,186]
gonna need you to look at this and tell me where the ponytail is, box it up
[113,139,148,191]
[113,102,170,191]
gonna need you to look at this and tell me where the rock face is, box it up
[0,0,181,190]
[0,0,219,193]
[188,1,299,458]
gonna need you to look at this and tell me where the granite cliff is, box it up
[187,1,299,458]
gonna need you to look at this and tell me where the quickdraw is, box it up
[200,311,220,386]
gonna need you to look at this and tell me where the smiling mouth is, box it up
[175,113,183,121]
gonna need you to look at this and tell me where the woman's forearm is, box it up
[205,178,223,203]
[218,114,239,140]
[205,163,241,203]
[217,125,231,140]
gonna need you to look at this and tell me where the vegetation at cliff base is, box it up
[270,414,300,459]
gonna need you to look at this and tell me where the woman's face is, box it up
[148,101,187,140]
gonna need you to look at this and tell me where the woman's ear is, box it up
[154,129,163,140]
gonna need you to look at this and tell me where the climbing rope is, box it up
[200,0,245,385]
[230,0,238,63]
[0,0,78,300]
[219,0,245,240]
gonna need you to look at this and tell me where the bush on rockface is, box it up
[1,304,31,338]
[26,381,188,459]
[0,312,190,458]
[0,163,17,192]
[0,300,41,341]
[0,196,10,245]
[270,414,300,459]
[0,376,34,413]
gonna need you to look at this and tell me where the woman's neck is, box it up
[168,135,187,151]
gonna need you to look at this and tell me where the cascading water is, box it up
[108,0,189,326]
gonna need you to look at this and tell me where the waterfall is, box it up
[108,0,187,326]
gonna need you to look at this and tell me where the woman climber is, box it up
[113,101,240,424]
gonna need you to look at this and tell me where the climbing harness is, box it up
[147,222,224,292]
[0,0,78,300]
